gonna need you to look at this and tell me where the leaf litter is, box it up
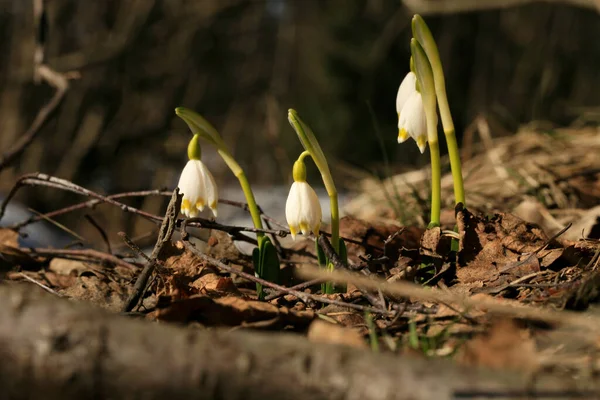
[0,125,599,378]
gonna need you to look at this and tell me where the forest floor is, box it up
[1,123,599,386]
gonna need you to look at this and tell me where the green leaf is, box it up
[253,236,280,300]
[261,239,280,285]
[175,107,225,148]
[316,241,327,266]
[252,246,263,299]
[333,239,348,293]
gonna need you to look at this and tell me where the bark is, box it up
[0,283,595,400]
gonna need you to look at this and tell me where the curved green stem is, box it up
[412,15,465,207]
[288,110,339,254]
[411,39,441,228]
[217,148,264,237]
[175,107,265,235]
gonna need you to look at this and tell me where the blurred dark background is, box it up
[0,0,598,242]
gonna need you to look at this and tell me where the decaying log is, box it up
[0,283,597,400]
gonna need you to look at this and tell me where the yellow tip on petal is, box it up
[181,199,191,212]
[195,200,205,210]
[289,226,298,240]
[312,223,321,237]
[209,201,218,218]
[398,128,409,144]
[299,222,310,236]
[416,136,427,154]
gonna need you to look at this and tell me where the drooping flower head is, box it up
[396,71,432,153]
[177,134,218,218]
[285,158,322,239]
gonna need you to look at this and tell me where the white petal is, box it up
[398,91,429,150]
[177,159,219,218]
[285,181,322,239]
[285,182,302,239]
[297,182,322,236]
[196,161,219,218]
[396,72,417,116]
[177,161,201,205]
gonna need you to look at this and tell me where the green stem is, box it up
[217,149,264,237]
[412,15,465,207]
[444,128,465,206]
[297,150,311,163]
[288,110,339,253]
[428,140,441,228]
[411,39,441,228]
[237,171,264,236]
[329,193,340,254]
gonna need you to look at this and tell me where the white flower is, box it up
[285,181,322,240]
[396,71,417,118]
[397,91,430,154]
[177,159,218,218]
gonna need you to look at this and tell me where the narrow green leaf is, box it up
[261,239,280,285]
[316,241,327,266]
[252,246,263,299]
[333,239,348,293]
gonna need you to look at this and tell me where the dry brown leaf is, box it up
[564,205,600,241]
[60,274,130,311]
[457,318,539,372]
[456,209,549,287]
[43,271,77,289]
[420,227,444,258]
[307,320,367,349]
[319,304,366,329]
[48,258,87,276]
[339,216,422,263]
[0,229,18,247]
[290,216,422,267]
[151,295,315,329]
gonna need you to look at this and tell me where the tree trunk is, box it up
[0,282,595,400]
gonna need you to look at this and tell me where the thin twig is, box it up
[118,232,154,264]
[297,266,600,330]
[1,247,138,271]
[318,234,386,309]
[18,273,62,297]
[499,222,572,274]
[8,189,172,230]
[263,277,325,301]
[3,179,378,252]
[0,174,163,224]
[0,65,70,171]
[84,214,112,254]
[181,219,391,315]
[122,189,181,313]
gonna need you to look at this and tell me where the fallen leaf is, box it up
[456,209,549,288]
[307,320,367,349]
[457,318,539,372]
[43,271,77,289]
[48,258,88,276]
[60,274,130,311]
[563,205,600,241]
[151,295,315,329]
[0,229,18,247]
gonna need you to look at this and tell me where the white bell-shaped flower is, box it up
[177,159,219,218]
[396,71,417,118]
[285,181,322,239]
[397,90,429,153]
[285,158,322,240]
